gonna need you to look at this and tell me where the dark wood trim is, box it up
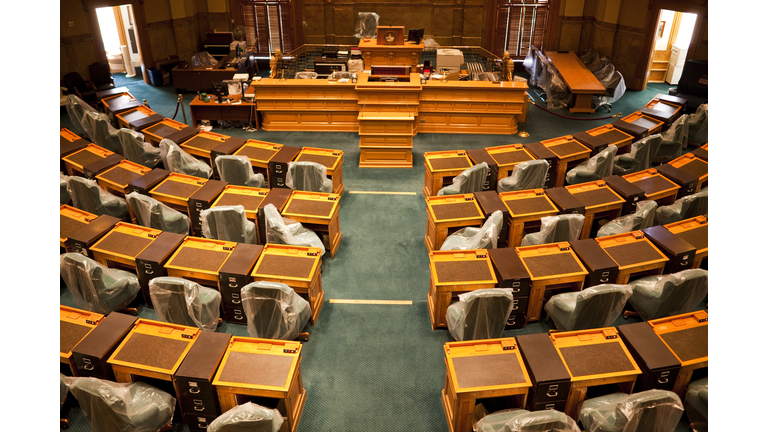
[484,0,560,56]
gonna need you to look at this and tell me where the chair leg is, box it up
[120,307,138,316]
[217,318,223,327]
[294,332,310,342]
[623,310,639,319]
[60,419,69,429]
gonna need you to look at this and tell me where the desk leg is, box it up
[580,213,596,240]
[565,384,587,420]
[570,94,596,114]
[526,282,545,322]
[555,162,568,188]
[508,222,525,248]
[217,390,238,413]
[673,366,694,398]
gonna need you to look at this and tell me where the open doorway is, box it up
[648,9,697,84]
[95,5,141,77]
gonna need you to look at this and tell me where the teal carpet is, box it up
[60,72,702,431]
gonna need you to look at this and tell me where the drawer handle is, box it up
[194,405,205,411]
[599,277,609,283]
[145,269,154,275]
[546,390,558,398]
[198,423,207,428]
[511,287,520,293]
[229,283,238,288]
[545,404,555,409]
[83,364,94,371]
[189,388,200,394]
[658,377,669,384]
[232,299,241,304]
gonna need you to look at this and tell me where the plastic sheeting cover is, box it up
[520,214,584,246]
[215,155,265,188]
[125,191,191,234]
[190,51,218,67]
[476,409,529,432]
[60,172,71,204]
[597,200,658,237]
[497,159,549,193]
[66,94,99,135]
[654,114,689,164]
[149,277,222,331]
[500,409,580,432]
[446,288,515,341]
[60,252,140,315]
[354,12,379,39]
[117,128,161,168]
[438,162,489,196]
[655,187,707,225]
[264,204,326,253]
[687,103,708,144]
[159,138,213,179]
[60,374,70,408]
[82,110,122,154]
[286,161,333,192]
[544,283,633,331]
[627,268,708,321]
[613,134,663,176]
[200,205,256,244]
[294,71,318,79]
[241,281,311,340]
[67,377,175,432]
[441,210,503,251]
[208,402,284,432]
[66,176,129,219]
[579,390,684,432]
[566,145,617,185]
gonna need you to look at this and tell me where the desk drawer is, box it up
[223,305,247,325]
[177,379,219,416]
[532,380,570,404]
[530,400,567,412]
[505,312,527,330]
[183,413,218,432]
[497,279,531,297]
[509,297,529,315]
[638,367,680,393]
[584,268,619,288]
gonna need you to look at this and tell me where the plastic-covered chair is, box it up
[60,172,71,205]
[613,134,663,176]
[523,46,544,88]
[200,205,256,244]
[60,252,140,315]
[437,162,490,196]
[354,12,380,40]
[685,377,708,430]
[491,409,580,432]
[654,114,689,164]
[215,155,266,188]
[597,200,658,237]
[520,214,584,246]
[286,161,333,192]
[67,377,175,432]
[208,402,284,432]
[264,204,326,253]
[117,128,162,168]
[627,268,708,321]
[566,145,618,185]
[82,110,123,154]
[294,72,318,79]
[148,277,221,331]
[687,103,708,145]
[65,94,99,135]
[159,138,213,179]
[125,192,190,234]
[476,409,529,432]
[655,187,707,225]
[441,210,503,250]
[446,288,515,341]
[61,373,71,428]
[67,176,129,219]
[497,159,549,192]
[578,390,684,432]
[190,51,218,67]
[544,284,633,331]
[241,281,311,340]
[594,70,626,112]
[580,49,606,73]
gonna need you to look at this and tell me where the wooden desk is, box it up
[488,248,531,328]
[211,185,269,241]
[115,105,164,131]
[108,318,199,386]
[189,94,257,128]
[89,222,163,272]
[485,144,536,179]
[295,147,344,195]
[212,337,306,432]
[515,242,588,322]
[60,205,98,251]
[217,244,264,324]
[251,244,324,326]
[622,168,681,206]
[442,338,531,432]
[540,136,592,188]
[425,194,486,252]
[564,180,625,239]
[691,144,708,162]
[616,322,682,393]
[70,311,137,380]
[141,118,198,146]
[179,131,247,179]
[60,128,89,172]
[95,160,153,197]
[423,150,473,197]
[61,143,116,177]
[549,327,641,419]
[358,38,424,72]
[164,236,238,288]
[149,172,211,213]
[172,58,246,93]
[427,249,497,329]
[594,231,669,284]
[231,139,285,182]
[281,191,342,258]
[668,153,708,192]
[101,92,142,117]
[612,111,664,141]
[499,189,559,248]
[665,216,708,269]
[581,124,634,154]
[517,333,571,412]
[648,310,708,397]
[544,51,605,113]
[642,96,683,128]
[60,305,104,376]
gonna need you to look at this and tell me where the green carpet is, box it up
[59,72,702,432]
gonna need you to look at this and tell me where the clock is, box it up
[376,26,404,45]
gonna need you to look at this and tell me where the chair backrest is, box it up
[66,176,104,214]
[286,161,329,192]
[63,72,86,90]
[677,59,708,97]
[656,188,707,225]
[60,172,71,204]
[501,410,580,432]
[215,155,265,187]
[201,206,254,243]
[82,110,122,154]
[687,103,708,144]
[522,214,584,245]
[159,138,213,179]
[570,284,632,330]
[208,402,284,432]
[654,269,708,318]
[438,163,489,195]
[460,289,514,340]
[60,252,139,314]
[89,62,112,85]
[655,115,689,164]
[241,281,311,340]
[126,191,190,234]
[118,128,162,168]
[615,390,684,432]
[497,159,549,192]
[66,94,90,133]
[150,277,198,328]
[566,145,617,184]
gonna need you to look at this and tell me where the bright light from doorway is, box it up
[96,7,122,56]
